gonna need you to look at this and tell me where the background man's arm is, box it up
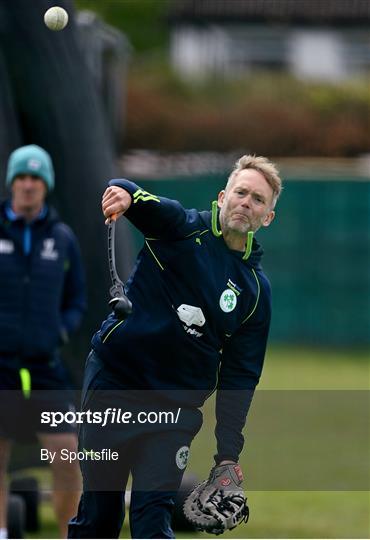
[60,228,87,343]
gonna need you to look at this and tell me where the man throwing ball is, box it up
[69,154,282,538]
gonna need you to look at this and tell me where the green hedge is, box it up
[126,71,370,155]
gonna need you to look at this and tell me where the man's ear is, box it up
[262,210,275,227]
[217,190,225,209]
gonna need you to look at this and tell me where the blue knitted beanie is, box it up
[6,145,54,191]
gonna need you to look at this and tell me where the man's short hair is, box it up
[226,155,282,207]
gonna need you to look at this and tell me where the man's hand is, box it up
[183,463,249,535]
[102,186,132,224]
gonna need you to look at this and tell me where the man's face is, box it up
[218,169,275,235]
[11,174,47,213]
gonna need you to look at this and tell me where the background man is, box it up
[69,154,282,539]
[0,145,86,538]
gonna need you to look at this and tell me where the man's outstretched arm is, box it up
[102,179,199,239]
[215,279,271,464]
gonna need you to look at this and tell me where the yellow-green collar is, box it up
[211,201,253,260]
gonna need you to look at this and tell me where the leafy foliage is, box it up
[126,68,370,156]
[73,2,370,156]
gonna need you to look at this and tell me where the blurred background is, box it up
[0,0,369,538]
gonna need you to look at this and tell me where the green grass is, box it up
[261,346,369,390]
[27,491,370,539]
[21,346,369,538]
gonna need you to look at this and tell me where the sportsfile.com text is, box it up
[41,407,182,427]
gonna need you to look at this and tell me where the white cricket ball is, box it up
[44,6,69,31]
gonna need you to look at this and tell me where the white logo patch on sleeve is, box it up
[176,446,190,470]
[219,289,237,312]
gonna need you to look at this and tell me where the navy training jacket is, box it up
[0,201,86,363]
[92,180,272,462]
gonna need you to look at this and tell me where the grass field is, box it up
[22,346,370,538]
[28,490,370,539]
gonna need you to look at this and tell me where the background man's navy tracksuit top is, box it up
[0,200,86,367]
